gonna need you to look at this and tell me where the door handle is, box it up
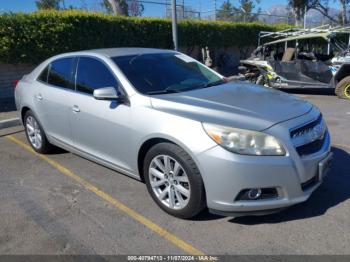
[35,94,43,101]
[72,105,80,113]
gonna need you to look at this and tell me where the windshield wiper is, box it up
[203,79,225,88]
[147,79,225,95]
[147,89,180,95]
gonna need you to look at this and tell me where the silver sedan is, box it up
[15,48,333,218]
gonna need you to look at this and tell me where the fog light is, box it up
[247,188,262,199]
[235,188,278,201]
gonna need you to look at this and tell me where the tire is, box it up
[143,142,206,219]
[24,110,54,154]
[335,76,350,100]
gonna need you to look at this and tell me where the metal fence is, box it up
[74,0,344,27]
[0,0,343,27]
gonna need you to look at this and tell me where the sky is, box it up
[0,0,342,17]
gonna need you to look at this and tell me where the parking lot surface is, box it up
[0,93,350,255]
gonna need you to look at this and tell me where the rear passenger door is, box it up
[70,56,132,172]
[35,57,76,145]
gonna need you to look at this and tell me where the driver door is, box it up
[70,56,132,172]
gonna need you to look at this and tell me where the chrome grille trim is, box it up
[290,114,327,148]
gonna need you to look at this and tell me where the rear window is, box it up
[47,58,75,89]
[37,66,49,83]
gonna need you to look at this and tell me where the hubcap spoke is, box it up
[175,184,190,198]
[173,162,180,176]
[27,124,34,135]
[154,158,166,172]
[177,175,189,183]
[150,167,164,180]
[158,186,169,200]
[174,189,185,207]
[164,155,171,174]
[151,179,166,188]
[168,187,175,208]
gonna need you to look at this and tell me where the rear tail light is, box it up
[13,80,19,89]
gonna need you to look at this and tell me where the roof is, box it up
[260,25,350,46]
[84,47,175,57]
[264,32,329,45]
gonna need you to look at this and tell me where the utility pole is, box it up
[304,5,307,29]
[172,0,178,51]
[213,0,216,21]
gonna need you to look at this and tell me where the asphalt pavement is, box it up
[0,92,349,255]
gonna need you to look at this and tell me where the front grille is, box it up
[301,175,319,191]
[290,114,322,139]
[296,133,327,156]
[290,114,327,156]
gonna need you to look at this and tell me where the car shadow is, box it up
[281,88,335,96]
[46,146,68,155]
[193,147,350,223]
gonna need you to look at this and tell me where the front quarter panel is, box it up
[128,95,217,177]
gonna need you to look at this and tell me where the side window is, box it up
[47,58,75,89]
[37,65,49,83]
[76,57,118,95]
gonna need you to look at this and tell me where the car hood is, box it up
[150,82,313,131]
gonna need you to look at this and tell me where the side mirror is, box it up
[93,87,125,102]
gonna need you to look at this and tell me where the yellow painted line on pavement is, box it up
[6,135,205,256]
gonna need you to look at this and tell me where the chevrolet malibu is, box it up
[15,48,333,218]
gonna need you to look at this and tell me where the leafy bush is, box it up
[0,10,290,64]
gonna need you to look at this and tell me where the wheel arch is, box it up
[137,137,176,182]
[334,64,350,86]
[136,135,204,184]
[20,106,31,124]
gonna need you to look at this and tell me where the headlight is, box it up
[202,123,286,156]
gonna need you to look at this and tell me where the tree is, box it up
[308,0,337,23]
[128,0,144,16]
[101,0,144,16]
[101,0,113,13]
[216,0,235,21]
[103,0,129,16]
[35,0,61,10]
[216,0,260,22]
[339,0,349,25]
[288,0,337,27]
[239,0,261,22]
[288,0,307,26]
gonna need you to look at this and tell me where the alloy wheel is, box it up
[149,155,190,210]
[26,116,42,149]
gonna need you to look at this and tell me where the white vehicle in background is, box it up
[240,25,350,100]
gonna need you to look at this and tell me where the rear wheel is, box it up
[143,143,206,219]
[335,76,350,100]
[24,110,53,153]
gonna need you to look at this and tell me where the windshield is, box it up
[112,53,223,95]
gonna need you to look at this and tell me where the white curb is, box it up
[0,118,21,129]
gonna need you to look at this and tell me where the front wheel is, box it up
[335,76,350,100]
[143,143,206,219]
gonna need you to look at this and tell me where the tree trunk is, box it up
[293,7,303,26]
[340,0,347,25]
[107,0,128,16]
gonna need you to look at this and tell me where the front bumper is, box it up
[196,131,332,217]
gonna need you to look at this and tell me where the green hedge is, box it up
[0,10,290,64]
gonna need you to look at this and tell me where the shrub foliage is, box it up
[0,10,289,64]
